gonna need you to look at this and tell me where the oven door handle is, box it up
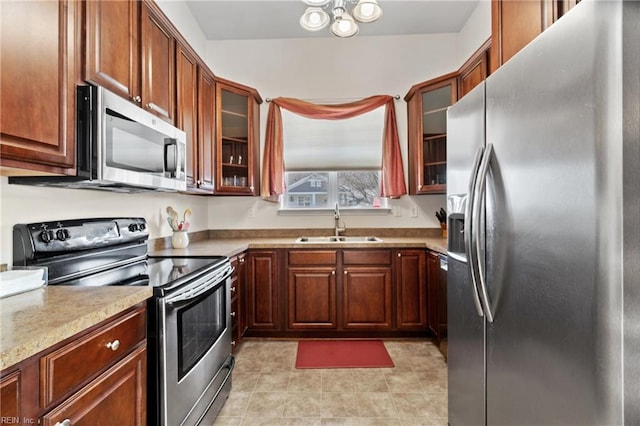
[164,265,233,306]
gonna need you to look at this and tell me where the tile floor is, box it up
[212,339,448,425]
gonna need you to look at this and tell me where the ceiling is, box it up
[185,0,480,41]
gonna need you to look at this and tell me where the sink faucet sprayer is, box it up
[334,202,346,237]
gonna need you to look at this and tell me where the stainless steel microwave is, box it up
[9,85,186,192]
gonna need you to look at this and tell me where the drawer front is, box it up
[343,250,391,265]
[288,250,337,266]
[40,305,146,408]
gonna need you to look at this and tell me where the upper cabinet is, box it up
[405,73,457,195]
[140,3,175,123]
[215,78,262,196]
[85,0,175,123]
[0,0,79,175]
[490,0,580,73]
[458,39,490,100]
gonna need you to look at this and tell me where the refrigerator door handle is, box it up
[466,145,485,317]
[473,142,495,323]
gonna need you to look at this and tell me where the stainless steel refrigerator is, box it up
[446,0,640,424]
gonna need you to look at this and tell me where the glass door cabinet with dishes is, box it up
[405,73,457,195]
[215,78,262,195]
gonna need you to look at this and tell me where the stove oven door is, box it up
[157,266,232,425]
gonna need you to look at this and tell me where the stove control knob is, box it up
[128,223,139,232]
[138,223,146,231]
[56,229,69,241]
[40,230,54,243]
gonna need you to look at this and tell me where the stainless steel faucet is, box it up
[334,202,345,237]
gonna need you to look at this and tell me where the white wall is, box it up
[457,0,492,64]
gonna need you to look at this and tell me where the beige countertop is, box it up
[0,286,152,371]
[150,236,448,257]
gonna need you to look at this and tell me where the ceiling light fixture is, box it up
[300,0,383,38]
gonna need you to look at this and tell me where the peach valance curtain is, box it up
[261,95,407,201]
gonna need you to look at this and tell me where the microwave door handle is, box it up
[164,138,178,175]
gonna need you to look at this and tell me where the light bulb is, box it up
[309,11,321,24]
[360,3,374,17]
[338,19,352,32]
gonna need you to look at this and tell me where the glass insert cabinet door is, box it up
[215,80,261,195]
[406,74,457,195]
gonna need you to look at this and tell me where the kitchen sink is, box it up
[295,236,383,243]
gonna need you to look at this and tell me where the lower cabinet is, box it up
[395,250,428,330]
[245,247,435,337]
[246,250,280,331]
[40,346,146,426]
[287,250,338,329]
[342,265,392,330]
[0,304,147,424]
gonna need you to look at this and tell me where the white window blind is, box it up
[281,107,385,171]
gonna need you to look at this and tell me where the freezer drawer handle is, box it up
[466,145,485,317]
[473,143,495,323]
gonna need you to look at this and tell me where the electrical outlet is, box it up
[410,207,418,218]
[393,206,402,217]
[247,206,255,218]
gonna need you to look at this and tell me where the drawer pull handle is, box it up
[55,419,71,426]
[106,339,120,351]
[231,286,236,293]
[231,312,236,317]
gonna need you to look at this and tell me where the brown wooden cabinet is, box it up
[246,250,280,331]
[215,78,262,195]
[230,252,247,352]
[490,0,580,73]
[0,0,79,175]
[84,0,175,123]
[140,2,175,123]
[40,346,146,426]
[287,250,338,330]
[0,304,146,424]
[84,0,139,102]
[342,250,393,330]
[395,250,428,330]
[176,43,199,191]
[194,68,216,192]
[405,74,457,195]
[458,39,491,100]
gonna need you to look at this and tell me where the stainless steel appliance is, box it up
[9,85,186,192]
[13,218,234,425]
[446,0,640,424]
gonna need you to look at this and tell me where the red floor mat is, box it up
[295,340,394,369]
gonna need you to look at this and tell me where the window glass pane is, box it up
[284,172,330,209]
[337,171,380,207]
[282,170,384,210]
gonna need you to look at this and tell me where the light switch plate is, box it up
[410,207,418,218]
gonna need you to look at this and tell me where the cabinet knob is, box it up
[55,419,71,426]
[331,270,336,275]
[106,339,120,351]
[231,286,236,293]
[240,258,245,263]
[133,95,141,103]
[231,312,236,317]
[197,180,201,185]
[397,253,401,257]
[344,271,347,275]
[231,340,236,346]
[145,103,152,109]
[418,184,422,190]
[250,186,254,191]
